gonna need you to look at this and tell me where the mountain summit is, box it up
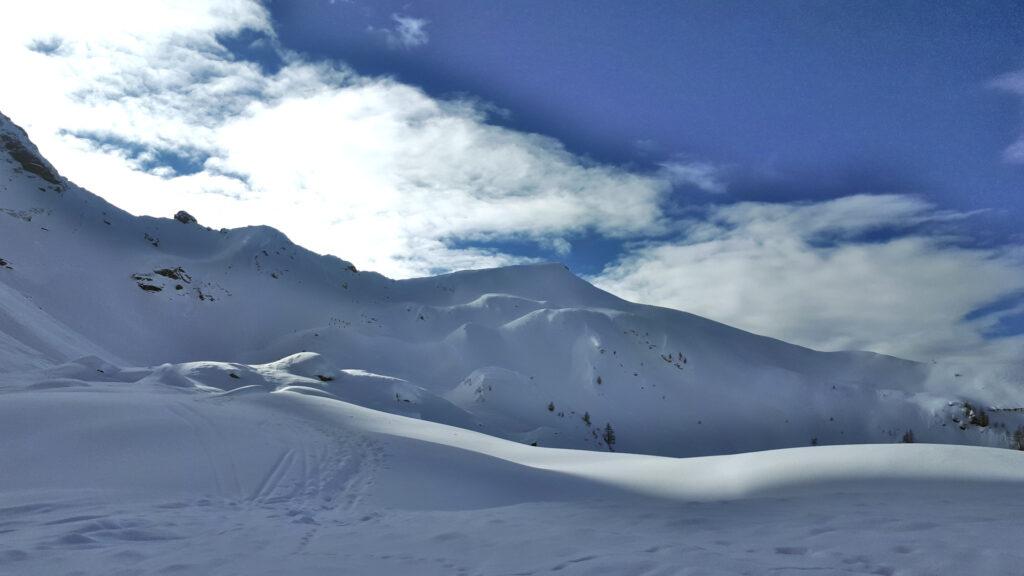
[2,110,1024,575]
[0,110,1017,456]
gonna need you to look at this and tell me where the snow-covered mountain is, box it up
[1,110,1021,457]
[3,110,1024,575]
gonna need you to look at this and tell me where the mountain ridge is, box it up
[2,109,1020,457]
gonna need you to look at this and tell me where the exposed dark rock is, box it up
[346,264,358,273]
[174,211,198,225]
[316,374,334,382]
[137,283,163,292]
[1,133,61,185]
[1,208,40,222]
[0,257,11,269]
[229,373,240,379]
[154,267,192,283]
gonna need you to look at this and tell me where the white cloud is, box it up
[991,71,1024,94]
[659,160,727,194]
[0,0,667,278]
[372,14,430,49]
[594,195,1024,362]
[2,1,1023,365]
[991,70,1024,163]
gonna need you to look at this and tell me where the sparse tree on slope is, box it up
[603,422,616,452]
[1012,426,1024,451]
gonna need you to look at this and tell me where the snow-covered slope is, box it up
[1,110,1021,456]
[2,362,1023,575]
[3,110,1024,574]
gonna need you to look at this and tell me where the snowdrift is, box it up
[3,110,1024,574]
[2,111,1020,457]
[2,361,1023,574]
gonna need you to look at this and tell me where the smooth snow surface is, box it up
[2,365,1024,575]
[2,111,1024,574]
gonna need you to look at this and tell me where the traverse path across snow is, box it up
[2,111,1024,574]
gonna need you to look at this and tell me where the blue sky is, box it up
[1,0,1023,362]
[272,0,1024,351]
[268,0,1024,257]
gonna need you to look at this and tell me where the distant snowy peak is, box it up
[0,110,603,307]
[397,262,623,309]
[0,112,64,190]
[1,109,1019,457]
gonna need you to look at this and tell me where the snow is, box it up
[2,110,1024,574]
[2,363,1024,575]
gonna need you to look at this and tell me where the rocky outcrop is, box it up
[1,113,62,186]
[174,211,198,225]
[154,267,192,283]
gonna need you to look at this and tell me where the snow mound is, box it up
[1,369,1023,574]
[1,110,1020,456]
[2,110,1024,575]
[260,351,338,381]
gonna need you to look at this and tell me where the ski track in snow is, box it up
[5,470,1024,576]
[0,383,387,575]
[0,378,1022,575]
[2,110,1024,574]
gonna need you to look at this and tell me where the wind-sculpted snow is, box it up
[1,360,1023,575]
[1,111,1022,457]
[3,111,1024,574]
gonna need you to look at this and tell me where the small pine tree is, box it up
[902,429,915,443]
[1012,426,1024,451]
[973,409,990,427]
[603,422,616,451]
[960,401,991,428]
[810,437,818,446]
[582,412,591,426]
[547,401,555,412]
[596,376,602,385]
